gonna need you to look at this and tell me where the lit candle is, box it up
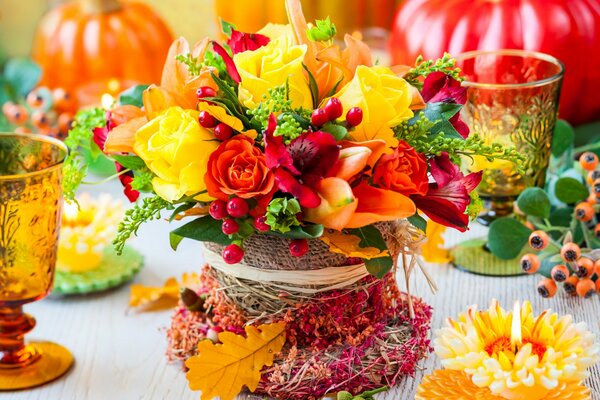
[511,301,522,351]
[101,93,115,110]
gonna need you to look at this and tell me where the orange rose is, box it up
[204,136,275,204]
[372,141,428,196]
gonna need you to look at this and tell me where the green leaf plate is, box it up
[53,245,143,295]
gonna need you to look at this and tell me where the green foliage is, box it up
[271,224,324,239]
[220,19,236,37]
[62,108,106,200]
[119,84,149,107]
[516,188,551,219]
[407,213,427,232]
[466,191,483,220]
[112,155,147,170]
[421,102,464,139]
[487,218,532,260]
[552,120,574,157]
[306,17,337,42]
[247,84,293,132]
[207,72,251,127]
[403,53,463,89]
[348,225,393,277]
[114,196,173,255]
[554,177,588,204]
[265,198,301,233]
[274,112,305,144]
[130,169,155,192]
[169,216,230,250]
[321,122,348,141]
[3,58,41,97]
[337,386,388,400]
[176,53,203,76]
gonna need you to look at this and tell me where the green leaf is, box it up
[549,207,573,227]
[538,253,561,279]
[348,225,388,253]
[364,256,393,278]
[118,84,149,107]
[422,102,464,140]
[321,122,348,141]
[4,58,41,96]
[302,63,319,110]
[170,232,185,251]
[220,19,236,37]
[112,155,147,170]
[169,217,230,250]
[271,224,324,239]
[306,17,337,41]
[487,217,532,260]
[407,213,427,232]
[168,203,196,222]
[551,120,574,157]
[516,187,551,218]
[555,177,589,204]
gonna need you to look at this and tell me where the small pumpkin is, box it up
[389,0,600,125]
[32,0,174,92]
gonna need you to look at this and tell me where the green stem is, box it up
[574,142,600,153]
[81,168,131,185]
[362,387,388,396]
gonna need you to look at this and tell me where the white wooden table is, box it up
[5,181,600,400]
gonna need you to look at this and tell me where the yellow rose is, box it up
[234,25,312,109]
[133,107,219,202]
[334,65,414,147]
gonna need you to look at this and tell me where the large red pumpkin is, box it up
[390,0,600,125]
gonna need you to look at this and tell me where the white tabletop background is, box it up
[5,180,600,400]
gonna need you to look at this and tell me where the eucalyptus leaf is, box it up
[551,119,574,157]
[516,187,550,218]
[4,58,41,96]
[555,177,588,204]
[488,217,532,260]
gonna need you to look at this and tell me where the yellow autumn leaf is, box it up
[129,273,200,311]
[421,220,451,264]
[185,322,286,400]
[320,230,389,260]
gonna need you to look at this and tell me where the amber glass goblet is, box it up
[0,133,72,390]
[456,49,564,225]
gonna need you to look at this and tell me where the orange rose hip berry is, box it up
[561,243,581,262]
[579,152,599,170]
[551,264,570,282]
[564,276,579,296]
[575,202,594,222]
[528,230,549,250]
[576,278,595,298]
[575,257,594,278]
[520,254,540,274]
[537,278,557,298]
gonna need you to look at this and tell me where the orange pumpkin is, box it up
[32,0,174,92]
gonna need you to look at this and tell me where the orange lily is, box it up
[285,0,372,102]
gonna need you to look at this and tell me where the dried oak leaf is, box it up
[321,230,389,259]
[129,273,200,311]
[185,322,286,400]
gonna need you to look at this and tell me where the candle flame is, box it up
[511,301,522,349]
[101,93,114,110]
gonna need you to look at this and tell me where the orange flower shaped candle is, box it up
[422,300,599,400]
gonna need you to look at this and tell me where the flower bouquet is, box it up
[63,0,521,398]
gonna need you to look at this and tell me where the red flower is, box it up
[372,141,428,196]
[264,115,340,208]
[411,153,482,231]
[422,71,469,138]
[227,29,270,54]
[115,163,140,202]
[211,41,241,83]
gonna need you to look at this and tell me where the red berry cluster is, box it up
[196,86,235,141]
[2,87,74,139]
[209,197,310,264]
[310,97,363,128]
[521,232,600,298]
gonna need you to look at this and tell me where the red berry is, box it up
[222,244,244,264]
[209,200,228,220]
[196,86,217,100]
[221,219,239,235]
[227,198,249,218]
[199,111,218,128]
[311,108,329,127]
[289,239,308,257]
[345,107,363,127]
[324,97,343,120]
[214,123,233,140]
[253,216,270,232]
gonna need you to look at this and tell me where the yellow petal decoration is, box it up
[421,220,451,264]
[416,370,591,400]
[129,273,200,311]
[185,322,286,400]
[320,230,389,260]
